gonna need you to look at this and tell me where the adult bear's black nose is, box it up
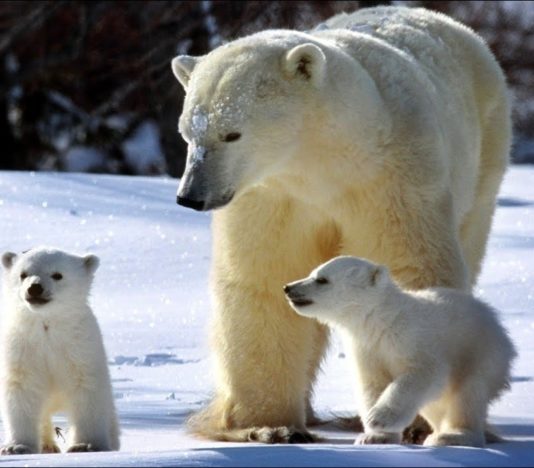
[177,196,205,211]
[283,284,291,294]
[28,283,43,297]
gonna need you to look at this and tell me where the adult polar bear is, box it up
[172,7,510,442]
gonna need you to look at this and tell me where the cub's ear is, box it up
[171,55,199,89]
[83,254,100,274]
[370,265,388,287]
[283,43,326,86]
[1,252,17,270]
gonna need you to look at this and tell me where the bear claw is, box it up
[1,443,35,455]
[248,426,316,444]
[67,443,97,452]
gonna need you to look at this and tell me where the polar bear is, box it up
[171,6,511,442]
[284,256,516,447]
[0,248,120,454]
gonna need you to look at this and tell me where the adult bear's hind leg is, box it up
[459,95,510,288]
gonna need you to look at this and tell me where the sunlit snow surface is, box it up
[0,168,532,466]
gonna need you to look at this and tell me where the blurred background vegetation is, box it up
[1,0,533,177]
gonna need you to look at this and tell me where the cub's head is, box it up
[1,247,99,311]
[172,32,328,211]
[284,256,389,324]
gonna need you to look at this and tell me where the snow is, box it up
[190,145,207,166]
[63,146,107,172]
[514,135,534,164]
[122,120,167,175]
[191,105,209,138]
[105,114,132,133]
[0,167,533,466]
[188,106,209,165]
[201,0,222,49]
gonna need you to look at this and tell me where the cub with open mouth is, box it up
[284,255,515,447]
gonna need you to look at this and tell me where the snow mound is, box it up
[0,168,532,466]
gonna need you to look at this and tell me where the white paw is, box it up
[355,432,401,445]
[365,405,404,432]
[425,431,484,448]
[1,443,35,455]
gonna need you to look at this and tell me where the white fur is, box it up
[172,6,511,442]
[0,247,119,454]
[285,256,516,447]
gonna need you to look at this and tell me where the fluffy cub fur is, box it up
[0,247,119,454]
[285,256,516,447]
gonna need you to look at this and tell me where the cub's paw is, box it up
[1,443,35,455]
[424,431,484,448]
[248,426,316,444]
[365,405,405,432]
[67,443,97,452]
[355,432,401,445]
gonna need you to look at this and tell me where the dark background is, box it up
[1,0,533,177]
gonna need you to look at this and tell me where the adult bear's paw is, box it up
[248,426,316,444]
[1,443,35,455]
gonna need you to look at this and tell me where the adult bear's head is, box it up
[171,31,328,211]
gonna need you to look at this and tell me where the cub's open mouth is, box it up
[289,298,314,307]
[26,297,50,306]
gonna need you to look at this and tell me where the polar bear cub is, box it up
[284,256,516,447]
[0,247,120,454]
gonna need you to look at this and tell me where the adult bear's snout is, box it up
[177,196,205,211]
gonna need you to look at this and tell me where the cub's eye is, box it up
[316,277,329,285]
[20,272,28,280]
[51,273,63,281]
[223,132,241,142]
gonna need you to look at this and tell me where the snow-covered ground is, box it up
[0,167,532,467]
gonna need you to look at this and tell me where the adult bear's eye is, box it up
[20,272,28,280]
[316,277,329,285]
[51,272,63,281]
[223,132,241,142]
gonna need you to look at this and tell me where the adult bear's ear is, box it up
[171,55,199,89]
[1,252,17,270]
[283,43,326,86]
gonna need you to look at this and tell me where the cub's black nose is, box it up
[283,284,291,294]
[177,196,205,211]
[28,283,43,297]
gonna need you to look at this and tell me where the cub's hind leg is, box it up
[426,378,487,447]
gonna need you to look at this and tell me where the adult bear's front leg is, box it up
[206,282,323,442]
[188,193,337,443]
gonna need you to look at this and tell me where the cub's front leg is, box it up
[0,382,45,454]
[352,357,399,445]
[363,368,445,442]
